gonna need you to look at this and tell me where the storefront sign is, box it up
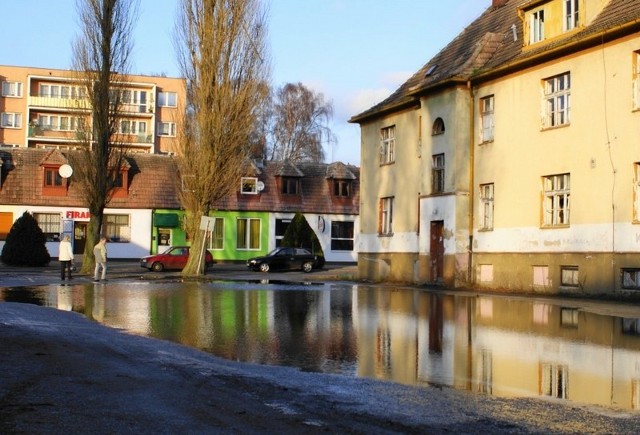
[66,211,91,220]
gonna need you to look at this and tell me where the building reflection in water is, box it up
[3,282,640,410]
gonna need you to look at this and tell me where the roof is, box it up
[350,0,640,123]
[0,148,359,216]
[211,160,360,215]
[0,148,181,209]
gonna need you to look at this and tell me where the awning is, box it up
[154,213,180,228]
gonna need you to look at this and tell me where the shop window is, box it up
[208,217,224,250]
[103,214,131,242]
[237,217,260,250]
[34,212,61,242]
[330,221,354,251]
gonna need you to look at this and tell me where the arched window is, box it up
[432,117,445,135]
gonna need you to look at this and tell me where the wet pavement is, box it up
[0,259,358,288]
[3,261,640,433]
[3,302,640,434]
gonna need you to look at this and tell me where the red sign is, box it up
[66,211,91,220]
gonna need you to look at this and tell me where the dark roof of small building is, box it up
[350,0,640,123]
[211,160,360,215]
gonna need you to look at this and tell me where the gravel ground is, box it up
[1,302,640,434]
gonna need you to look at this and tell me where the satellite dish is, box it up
[59,164,73,178]
[256,181,265,192]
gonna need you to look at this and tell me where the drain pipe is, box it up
[467,81,475,286]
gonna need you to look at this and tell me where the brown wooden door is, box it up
[430,221,444,283]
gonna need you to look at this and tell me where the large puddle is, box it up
[3,280,640,411]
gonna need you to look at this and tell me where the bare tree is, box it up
[174,0,270,276]
[266,82,335,163]
[69,0,139,273]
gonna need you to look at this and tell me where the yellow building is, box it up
[0,65,184,154]
[350,0,640,296]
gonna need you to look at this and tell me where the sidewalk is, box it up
[0,258,358,287]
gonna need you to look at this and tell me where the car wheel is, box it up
[259,263,270,273]
[302,261,313,273]
[151,262,164,272]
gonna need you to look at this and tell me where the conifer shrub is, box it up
[1,211,51,266]
[281,212,325,268]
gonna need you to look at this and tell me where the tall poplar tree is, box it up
[69,0,139,273]
[174,0,270,275]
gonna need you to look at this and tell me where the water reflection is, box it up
[3,282,640,410]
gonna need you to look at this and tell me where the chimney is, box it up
[493,0,508,7]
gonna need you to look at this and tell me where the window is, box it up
[158,92,177,107]
[533,266,550,287]
[379,197,394,235]
[0,212,13,240]
[120,120,146,135]
[634,53,640,110]
[44,167,64,187]
[237,217,260,250]
[622,269,640,290]
[544,72,571,128]
[480,96,494,142]
[208,217,224,250]
[1,112,21,128]
[561,266,579,287]
[380,125,395,164]
[333,180,351,197]
[530,8,545,43]
[331,221,354,251]
[281,177,299,195]
[103,214,131,242]
[623,318,640,335]
[543,173,570,226]
[634,163,640,221]
[241,177,258,194]
[275,218,291,247]
[540,363,568,399]
[432,117,445,135]
[479,183,494,230]
[157,122,176,136]
[2,81,22,97]
[432,154,445,194]
[34,212,61,242]
[38,115,75,132]
[564,0,579,31]
[478,264,494,283]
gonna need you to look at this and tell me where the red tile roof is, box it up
[0,149,359,216]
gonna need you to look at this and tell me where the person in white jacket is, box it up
[59,234,75,281]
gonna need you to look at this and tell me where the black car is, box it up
[246,247,324,273]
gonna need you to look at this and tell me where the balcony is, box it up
[28,95,90,110]
[28,96,154,115]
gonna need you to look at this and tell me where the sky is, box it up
[1,0,489,165]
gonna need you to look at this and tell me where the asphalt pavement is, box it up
[0,258,358,288]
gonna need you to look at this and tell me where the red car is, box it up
[140,246,213,272]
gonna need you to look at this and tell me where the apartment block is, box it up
[0,65,184,154]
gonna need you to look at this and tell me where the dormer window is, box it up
[241,177,258,194]
[564,0,579,31]
[281,177,299,195]
[333,180,351,197]
[42,166,67,196]
[530,8,545,43]
[110,170,129,198]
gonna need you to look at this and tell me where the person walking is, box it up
[93,237,108,282]
[59,235,75,281]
